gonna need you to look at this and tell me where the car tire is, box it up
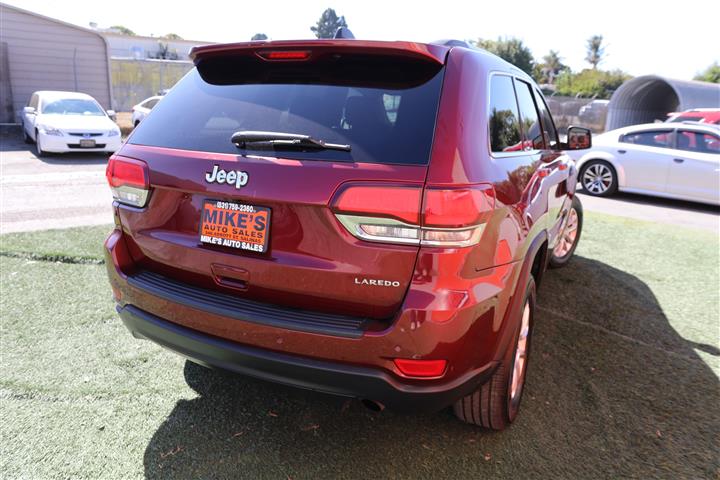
[453,276,536,430]
[35,130,47,157]
[580,160,617,197]
[549,195,583,269]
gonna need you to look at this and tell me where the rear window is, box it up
[129,54,445,165]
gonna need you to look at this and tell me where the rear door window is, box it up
[488,75,522,153]
[677,130,720,154]
[129,55,444,165]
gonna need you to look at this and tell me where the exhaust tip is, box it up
[361,399,385,412]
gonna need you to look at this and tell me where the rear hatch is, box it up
[114,41,447,320]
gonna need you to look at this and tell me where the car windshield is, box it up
[42,99,105,116]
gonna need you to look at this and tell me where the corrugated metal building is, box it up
[0,2,113,123]
[606,75,720,130]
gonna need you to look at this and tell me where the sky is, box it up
[4,0,719,79]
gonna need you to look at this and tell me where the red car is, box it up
[667,108,720,125]
[104,38,590,429]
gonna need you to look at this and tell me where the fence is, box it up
[546,96,608,134]
[110,58,193,111]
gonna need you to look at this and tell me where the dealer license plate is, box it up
[199,200,270,253]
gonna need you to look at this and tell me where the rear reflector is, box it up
[106,156,150,208]
[257,50,311,61]
[332,182,493,248]
[394,359,447,378]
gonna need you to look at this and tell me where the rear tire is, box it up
[549,195,583,269]
[580,160,617,197]
[453,276,536,430]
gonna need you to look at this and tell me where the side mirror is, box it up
[564,126,592,150]
[23,106,36,115]
[106,109,117,122]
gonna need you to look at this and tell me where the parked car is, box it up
[21,91,121,156]
[131,95,163,127]
[666,108,720,125]
[104,39,591,429]
[568,123,719,205]
[578,99,609,132]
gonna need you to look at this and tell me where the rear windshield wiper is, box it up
[231,131,351,152]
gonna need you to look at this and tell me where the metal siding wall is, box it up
[0,5,112,121]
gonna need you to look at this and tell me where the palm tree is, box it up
[585,35,605,70]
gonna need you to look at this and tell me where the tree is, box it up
[694,62,720,83]
[310,8,347,39]
[555,69,631,99]
[534,50,568,84]
[585,35,605,69]
[110,25,136,36]
[251,33,268,41]
[162,33,183,40]
[474,37,535,77]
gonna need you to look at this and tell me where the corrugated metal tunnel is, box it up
[606,75,720,130]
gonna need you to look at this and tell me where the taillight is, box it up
[106,156,150,207]
[331,183,494,248]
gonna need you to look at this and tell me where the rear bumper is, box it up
[118,303,495,412]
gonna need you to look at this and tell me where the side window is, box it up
[621,130,673,148]
[145,99,159,109]
[489,75,522,153]
[29,94,39,110]
[514,79,544,150]
[534,89,559,149]
[677,130,720,154]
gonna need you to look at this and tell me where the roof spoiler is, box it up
[189,40,448,66]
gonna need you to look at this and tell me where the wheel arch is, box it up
[494,231,547,363]
[576,152,626,187]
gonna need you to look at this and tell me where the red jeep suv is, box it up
[104,38,589,429]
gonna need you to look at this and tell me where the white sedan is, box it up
[131,95,163,127]
[21,91,122,156]
[568,123,720,206]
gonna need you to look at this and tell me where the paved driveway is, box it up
[1,128,718,233]
[1,130,113,234]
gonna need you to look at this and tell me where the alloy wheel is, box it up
[553,207,579,258]
[510,301,531,402]
[582,163,613,194]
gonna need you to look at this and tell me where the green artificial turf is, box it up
[0,213,718,479]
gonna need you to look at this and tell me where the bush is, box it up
[555,69,631,99]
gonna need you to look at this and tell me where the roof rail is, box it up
[430,39,473,48]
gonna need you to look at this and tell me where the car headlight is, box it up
[38,125,62,136]
[107,129,120,137]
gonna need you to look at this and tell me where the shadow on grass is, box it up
[142,257,719,479]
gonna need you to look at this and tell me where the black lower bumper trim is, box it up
[117,304,495,412]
